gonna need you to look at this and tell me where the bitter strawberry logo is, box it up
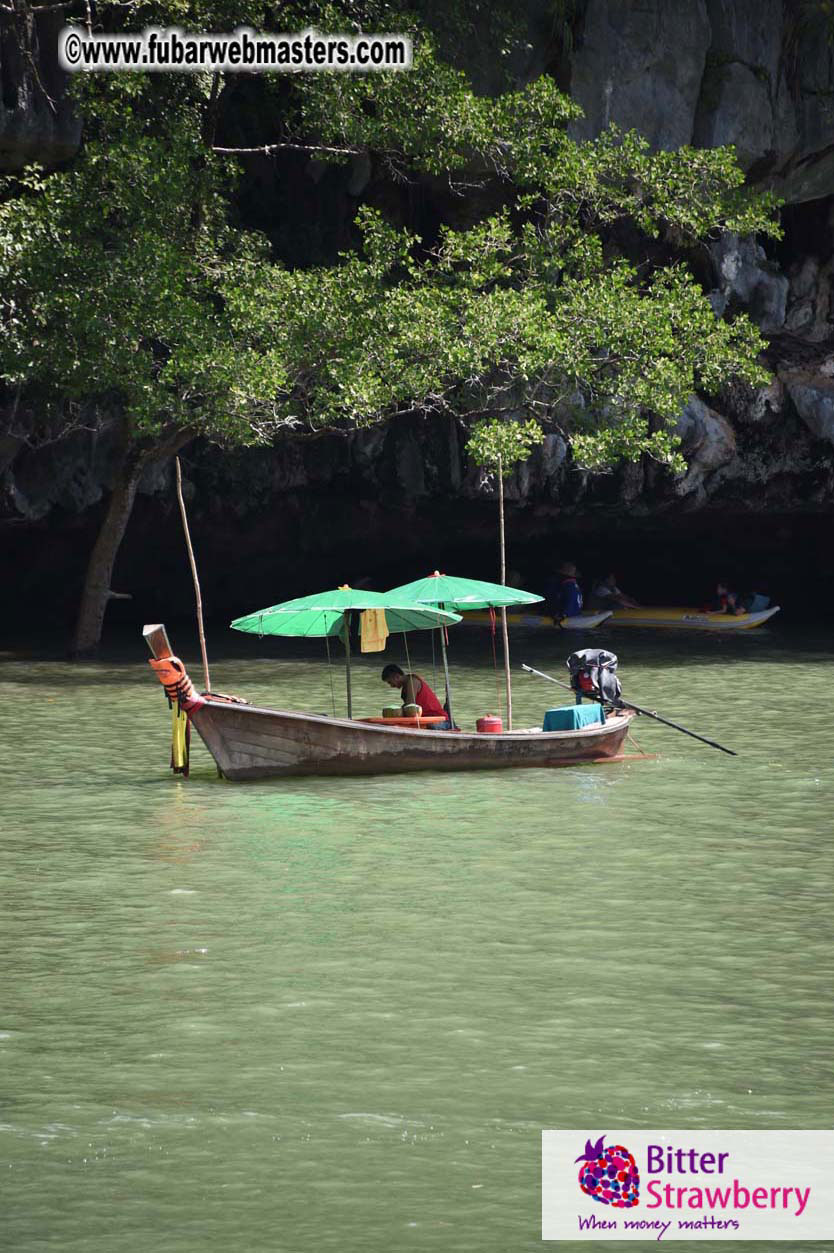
[576,1135,640,1208]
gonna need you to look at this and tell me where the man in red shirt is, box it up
[381,664,448,721]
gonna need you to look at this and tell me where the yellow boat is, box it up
[461,609,613,630]
[461,606,780,631]
[608,605,781,631]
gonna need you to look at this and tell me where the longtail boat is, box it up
[143,624,635,780]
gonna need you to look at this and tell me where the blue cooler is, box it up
[543,703,603,731]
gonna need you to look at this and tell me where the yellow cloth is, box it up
[171,705,189,772]
[360,608,389,653]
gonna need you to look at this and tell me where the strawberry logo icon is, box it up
[576,1135,640,1208]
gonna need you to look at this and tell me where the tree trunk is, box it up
[497,455,512,731]
[70,463,145,657]
[69,421,195,658]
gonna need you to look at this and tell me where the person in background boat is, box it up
[587,572,640,610]
[710,580,746,615]
[545,561,583,621]
[381,664,450,724]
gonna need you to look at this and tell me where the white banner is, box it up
[542,1130,834,1241]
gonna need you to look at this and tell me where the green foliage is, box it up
[0,126,275,446]
[1,0,782,486]
[511,114,780,242]
[466,418,544,476]
[220,191,771,476]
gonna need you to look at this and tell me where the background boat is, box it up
[460,609,613,630]
[461,606,779,631]
[608,606,781,631]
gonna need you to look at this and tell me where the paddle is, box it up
[521,663,738,757]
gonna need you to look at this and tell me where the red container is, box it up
[476,715,503,734]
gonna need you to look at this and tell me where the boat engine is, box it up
[566,649,622,705]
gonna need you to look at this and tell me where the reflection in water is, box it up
[0,626,832,1252]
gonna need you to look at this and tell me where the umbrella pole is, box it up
[439,627,454,727]
[344,615,353,719]
[497,457,513,730]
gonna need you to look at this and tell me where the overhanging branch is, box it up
[213,142,362,159]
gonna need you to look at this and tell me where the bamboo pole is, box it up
[497,454,512,730]
[439,625,454,727]
[344,616,353,719]
[175,457,211,693]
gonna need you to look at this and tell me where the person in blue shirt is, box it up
[546,561,583,621]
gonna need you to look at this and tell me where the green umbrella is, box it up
[386,572,543,611]
[385,572,544,727]
[231,585,460,718]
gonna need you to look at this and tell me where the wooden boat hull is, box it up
[461,610,613,630]
[190,700,634,780]
[608,606,781,631]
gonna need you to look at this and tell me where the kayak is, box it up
[608,606,781,631]
[461,610,614,630]
[461,606,780,631]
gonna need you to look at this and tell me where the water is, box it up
[1,624,833,1252]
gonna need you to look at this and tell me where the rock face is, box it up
[568,0,712,150]
[4,0,834,623]
[693,59,774,169]
[569,0,834,204]
[3,1,833,205]
[3,369,831,526]
[0,9,80,169]
[709,233,789,332]
[673,396,738,505]
[692,0,787,169]
[782,366,834,444]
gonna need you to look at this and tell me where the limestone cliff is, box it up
[0,6,80,168]
[3,1,834,619]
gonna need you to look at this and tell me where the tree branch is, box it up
[0,2,70,11]
[212,142,363,159]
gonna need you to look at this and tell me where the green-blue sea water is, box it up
[1,623,832,1252]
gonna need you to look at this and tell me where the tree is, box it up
[0,126,276,654]
[465,418,542,729]
[0,2,780,654]
[0,1,551,652]
[219,68,778,442]
[221,89,777,723]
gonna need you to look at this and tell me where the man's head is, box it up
[381,663,406,689]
